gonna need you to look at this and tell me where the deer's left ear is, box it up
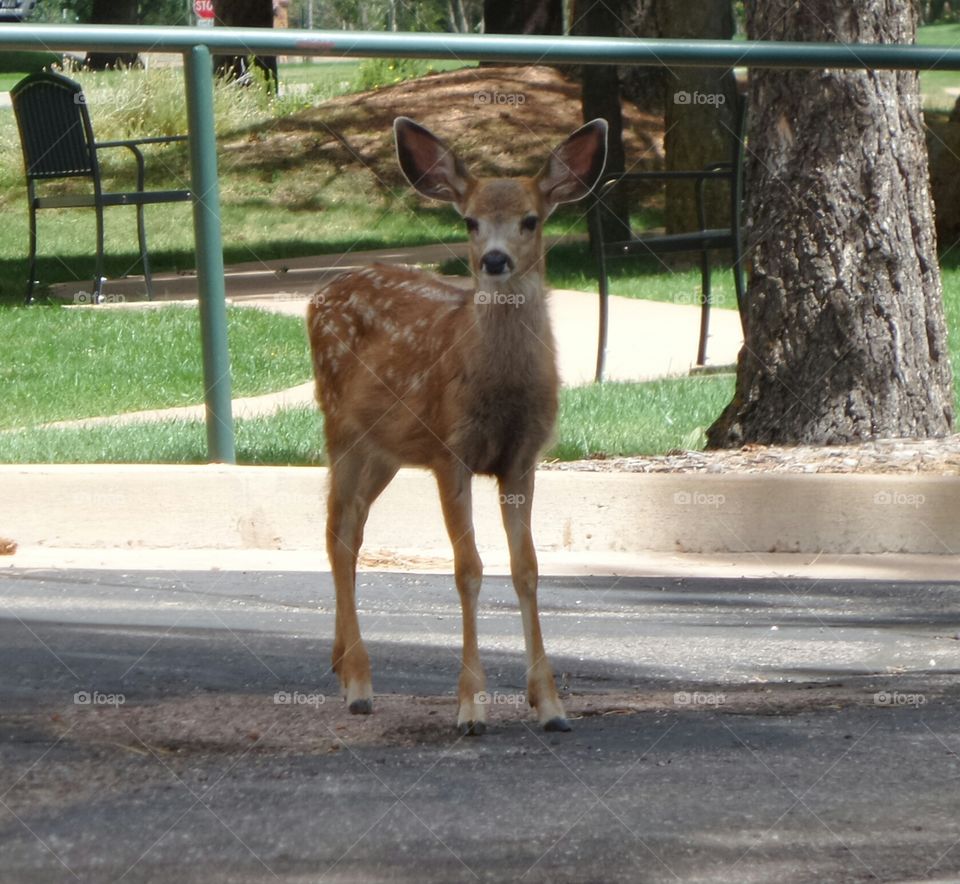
[394,116,474,212]
[536,119,608,216]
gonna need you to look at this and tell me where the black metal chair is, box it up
[11,70,192,304]
[592,96,748,381]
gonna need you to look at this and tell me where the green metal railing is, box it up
[2,24,959,462]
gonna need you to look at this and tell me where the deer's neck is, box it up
[470,270,555,379]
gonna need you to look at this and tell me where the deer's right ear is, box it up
[394,117,473,210]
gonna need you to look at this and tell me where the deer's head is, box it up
[395,117,608,289]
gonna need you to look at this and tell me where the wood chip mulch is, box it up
[541,435,960,476]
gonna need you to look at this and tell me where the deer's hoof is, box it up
[348,698,373,715]
[458,720,487,737]
[544,716,571,733]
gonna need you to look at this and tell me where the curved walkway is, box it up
[43,242,744,430]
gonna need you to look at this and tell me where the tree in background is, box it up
[573,0,629,249]
[286,0,478,32]
[85,0,140,69]
[919,0,958,22]
[212,0,278,90]
[575,1,738,252]
[41,0,188,25]
[482,0,561,34]
[707,0,953,447]
[655,0,738,234]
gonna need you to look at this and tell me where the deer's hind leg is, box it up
[327,445,398,714]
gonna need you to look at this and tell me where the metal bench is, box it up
[11,69,191,304]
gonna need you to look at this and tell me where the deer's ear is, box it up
[537,119,608,215]
[394,117,473,211]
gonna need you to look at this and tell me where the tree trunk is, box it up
[618,0,663,117]
[85,0,140,69]
[573,0,630,249]
[706,0,954,448]
[213,0,278,90]
[482,0,562,34]
[656,0,737,233]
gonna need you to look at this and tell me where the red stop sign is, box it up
[194,0,214,20]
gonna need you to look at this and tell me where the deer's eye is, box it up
[521,215,538,232]
[465,217,479,234]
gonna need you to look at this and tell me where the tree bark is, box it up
[706,0,954,448]
[482,0,562,34]
[85,0,140,69]
[656,0,737,233]
[573,0,629,249]
[617,0,663,116]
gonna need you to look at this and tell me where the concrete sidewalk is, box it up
[3,464,959,572]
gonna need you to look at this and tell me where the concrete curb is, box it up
[3,464,958,557]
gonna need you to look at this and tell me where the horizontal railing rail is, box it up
[3,24,957,462]
[3,26,960,70]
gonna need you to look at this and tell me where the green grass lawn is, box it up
[1,48,958,466]
[0,375,736,465]
[0,304,311,430]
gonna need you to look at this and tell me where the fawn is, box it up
[307,116,608,735]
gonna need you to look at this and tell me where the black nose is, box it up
[481,250,512,275]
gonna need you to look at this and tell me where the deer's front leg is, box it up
[327,451,397,714]
[436,463,488,736]
[499,470,569,732]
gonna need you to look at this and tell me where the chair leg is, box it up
[93,203,105,304]
[595,259,609,384]
[697,248,712,367]
[25,198,38,305]
[137,204,153,300]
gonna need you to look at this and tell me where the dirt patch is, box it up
[358,548,452,570]
[30,683,934,757]
[228,65,663,184]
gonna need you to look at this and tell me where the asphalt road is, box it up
[1,567,959,883]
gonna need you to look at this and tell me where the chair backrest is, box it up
[10,71,99,182]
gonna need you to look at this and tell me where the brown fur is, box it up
[307,117,607,734]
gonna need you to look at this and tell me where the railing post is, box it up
[184,43,236,464]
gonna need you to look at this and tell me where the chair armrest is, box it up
[598,167,735,196]
[96,135,188,149]
[595,166,740,239]
[94,136,187,192]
